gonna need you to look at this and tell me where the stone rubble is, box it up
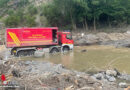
[74,32,130,48]
[0,60,129,90]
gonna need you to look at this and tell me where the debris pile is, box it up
[74,32,130,48]
[0,59,130,90]
[12,61,102,89]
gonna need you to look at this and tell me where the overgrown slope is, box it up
[0,0,130,32]
[0,0,51,29]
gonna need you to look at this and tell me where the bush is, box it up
[4,15,20,27]
[24,15,36,27]
[0,0,9,8]
[28,5,38,15]
[7,10,14,15]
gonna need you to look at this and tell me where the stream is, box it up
[17,45,130,74]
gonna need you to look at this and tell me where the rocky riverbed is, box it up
[0,59,130,90]
[74,32,130,48]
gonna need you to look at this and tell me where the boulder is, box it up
[106,70,117,77]
[93,73,104,80]
[119,82,127,88]
[105,75,116,82]
[118,74,130,81]
[108,76,116,82]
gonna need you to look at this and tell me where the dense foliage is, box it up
[0,0,130,30]
[43,0,130,30]
[0,0,9,8]
[0,0,37,27]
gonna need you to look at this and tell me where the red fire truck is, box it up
[6,27,74,56]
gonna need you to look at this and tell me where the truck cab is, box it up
[58,32,74,51]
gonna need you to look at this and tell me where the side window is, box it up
[52,29,57,43]
[66,34,72,40]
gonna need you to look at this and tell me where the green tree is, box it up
[4,15,20,27]
[43,2,63,26]
[28,5,38,15]
[0,0,9,8]
[24,15,36,27]
[7,9,14,16]
[43,0,89,30]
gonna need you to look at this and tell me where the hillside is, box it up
[0,0,52,29]
[0,0,130,32]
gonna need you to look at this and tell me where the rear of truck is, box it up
[6,27,58,48]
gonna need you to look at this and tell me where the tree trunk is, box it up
[85,16,88,31]
[85,19,88,31]
[94,16,96,31]
[70,13,77,30]
[108,16,111,28]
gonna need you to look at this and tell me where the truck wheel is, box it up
[11,48,17,55]
[17,50,35,57]
[17,51,25,57]
[50,48,59,54]
[63,46,70,52]
[28,50,35,56]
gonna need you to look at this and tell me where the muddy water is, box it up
[20,45,130,74]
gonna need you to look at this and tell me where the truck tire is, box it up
[11,48,17,55]
[50,48,59,54]
[63,46,70,52]
[17,50,35,57]
[29,50,35,56]
[17,51,25,57]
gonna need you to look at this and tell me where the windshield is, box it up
[66,34,72,40]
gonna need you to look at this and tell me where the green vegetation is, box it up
[0,0,37,28]
[28,5,38,15]
[43,0,130,30]
[4,15,20,27]
[0,0,9,8]
[0,0,37,27]
[0,0,130,31]
[4,12,36,27]
[4,9,36,27]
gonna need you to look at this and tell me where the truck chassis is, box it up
[11,44,72,56]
